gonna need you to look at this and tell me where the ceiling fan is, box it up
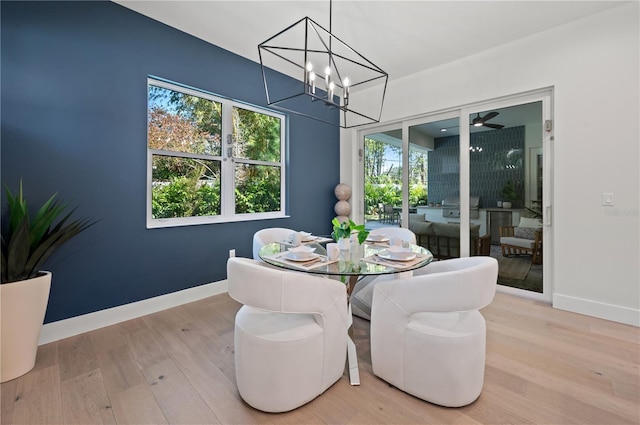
[471,112,504,129]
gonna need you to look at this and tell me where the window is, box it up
[147,78,286,228]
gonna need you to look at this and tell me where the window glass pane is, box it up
[235,164,281,214]
[148,85,222,156]
[152,155,221,218]
[232,107,281,162]
[364,133,401,226]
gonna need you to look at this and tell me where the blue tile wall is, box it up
[1,1,340,323]
[428,126,525,208]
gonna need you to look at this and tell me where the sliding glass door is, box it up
[357,89,553,301]
[362,113,461,234]
[466,101,544,294]
[363,128,403,229]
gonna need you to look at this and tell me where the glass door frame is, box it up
[355,88,553,302]
[400,110,461,231]
[462,89,553,301]
[357,121,404,224]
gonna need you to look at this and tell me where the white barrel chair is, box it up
[227,257,349,412]
[370,256,498,407]
[351,227,417,320]
[252,227,296,260]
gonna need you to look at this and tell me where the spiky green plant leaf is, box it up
[1,181,96,283]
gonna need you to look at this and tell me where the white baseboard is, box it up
[553,293,640,327]
[497,284,548,303]
[39,280,229,345]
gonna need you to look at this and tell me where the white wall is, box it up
[342,3,639,325]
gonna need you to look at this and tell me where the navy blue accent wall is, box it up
[1,1,340,323]
[427,126,525,207]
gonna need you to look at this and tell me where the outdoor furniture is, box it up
[227,257,349,412]
[500,217,542,264]
[408,214,491,259]
[381,203,399,224]
[370,257,498,407]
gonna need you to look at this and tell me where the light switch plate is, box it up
[603,193,614,206]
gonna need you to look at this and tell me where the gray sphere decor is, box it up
[334,183,352,201]
[334,200,351,217]
[334,183,352,222]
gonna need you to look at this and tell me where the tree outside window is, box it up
[147,78,285,228]
[364,137,428,220]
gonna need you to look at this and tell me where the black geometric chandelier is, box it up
[258,0,388,128]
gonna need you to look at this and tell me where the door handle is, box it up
[544,206,551,226]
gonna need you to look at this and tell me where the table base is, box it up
[346,276,360,385]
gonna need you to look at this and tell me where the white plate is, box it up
[284,252,321,262]
[376,251,417,262]
[299,231,313,241]
[289,245,315,254]
[367,236,389,242]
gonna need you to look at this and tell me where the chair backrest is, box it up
[383,204,394,213]
[227,257,348,317]
[373,257,498,314]
[252,227,295,260]
[370,227,417,245]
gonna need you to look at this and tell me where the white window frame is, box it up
[146,77,287,229]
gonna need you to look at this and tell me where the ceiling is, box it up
[115,1,626,83]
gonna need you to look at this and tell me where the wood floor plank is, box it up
[121,326,170,370]
[141,357,220,424]
[11,365,63,424]
[94,345,147,396]
[109,384,168,425]
[200,329,237,384]
[58,333,100,382]
[1,377,17,424]
[31,341,59,373]
[60,368,116,424]
[89,323,128,354]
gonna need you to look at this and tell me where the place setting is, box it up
[365,233,390,246]
[264,244,340,271]
[278,231,334,247]
[363,245,429,270]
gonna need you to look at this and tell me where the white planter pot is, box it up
[1,271,51,382]
[502,201,512,209]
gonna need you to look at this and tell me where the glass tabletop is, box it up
[258,240,433,277]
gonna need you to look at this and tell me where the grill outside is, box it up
[442,196,480,219]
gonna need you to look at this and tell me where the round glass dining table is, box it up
[258,238,433,386]
[258,240,433,283]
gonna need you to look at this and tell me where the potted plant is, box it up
[331,217,369,249]
[1,182,95,382]
[500,180,518,209]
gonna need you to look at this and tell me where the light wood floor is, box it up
[2,292,639,425]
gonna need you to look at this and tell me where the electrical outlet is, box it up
[603,193,614,206]
[229,249,236,258]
